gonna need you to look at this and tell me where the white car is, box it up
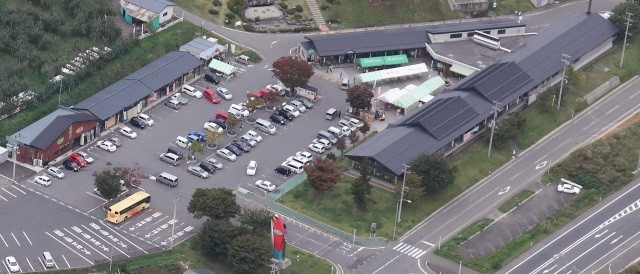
[183,86,203,98]
[216,148,237,162]
[239,135,258,147]
[290,99,307,113]
[247,160,257,176]
[349,118,364,128]
[295,151,314,162]
[217,87,233,100]
[76,151,94,164]
[287,156,311,165]
[97,140,117,152]
[283,105,301,117]
[308,143,325,154]
[204,122,224,133]
[47,166,65,179]
[266,84,286,95]
[255,180,276,192]
[557,183,580,194]
[312,138,332,149]
[5,256,20,273]
[246,130,262,142]
[138,113,155,126]
[34,175,52,186]
[120,126,138,139]
[228,104,250,118]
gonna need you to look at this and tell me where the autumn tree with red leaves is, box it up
[271,56,314,97]
[304,157,341,190]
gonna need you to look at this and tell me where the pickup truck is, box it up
[171,93,189,105]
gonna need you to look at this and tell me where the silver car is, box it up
[216,148,237,162]
[47,166,65,179]
[188,166,209,179]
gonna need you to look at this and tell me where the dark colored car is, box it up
[300,98,314,109]
[62,159,80,172]
[204,72,221,84]
[199,161,216,174]
[237,138,255,148]
[187,130,206,142]
[275,108,294,121]
[167,147,184,160]
[270,114,287,125]
[211,118,227,130]
[274,165,292,177]
[231,140,251,153]
[225,144,243,156]
[130,117,146,129]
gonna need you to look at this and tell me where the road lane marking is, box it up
[588,229,640,272]
[594,229,609,238]
[0,234,7,247]
[11,232,20,246]
[2,188,17,197]
[371,255,400,274]
[535,161,548,170]
[23,231,32,245]
[606,105,620,115]
[421,241,435,247]
[45,232,93,265]
[610,235,623,244]
[499,186,511,195]
[81,224,130,257]
[535,154,548,163]
[510,170,524,180]
[98,220,150,253]
[393,242,404,249]
[558,139,570,147]
[543,264,557,273]
[414,250,427,258]
[63,228,108,259]
[553,232,616,274]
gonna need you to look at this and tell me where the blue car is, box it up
[187,130,206,142]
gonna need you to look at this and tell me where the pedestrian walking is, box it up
[338,111,341,118]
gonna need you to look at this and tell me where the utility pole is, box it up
[488,101,499,158]
[58,78,62,106]
[620,12,634,68]
[392,164,410,241]
[557,53,571,110]
[170,198,178,249]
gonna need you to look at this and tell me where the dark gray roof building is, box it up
[423,18,524,34]
[73,51,202,121]
[347,12,619,176]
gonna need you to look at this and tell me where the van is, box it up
[341,78,349,90]
[325,108,338,120]
[43,252,54,268]
[284,160,305,174]
[160,153,181,166]
[256,118,277,135]
[339,119,357,132]
[156,172,178,187]
[327,126,345,138]
[204,72,221,84]
[235,55,250,65]
[176,136,190,148]
[138,113,154,126]
[317,130,338,144]
[181,84,201,98]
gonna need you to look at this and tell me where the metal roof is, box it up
[7,107,97,150]
[180,37,225,60]
[73,51,202,120]
[456,62,533,104]
[123,0,175,14]
[424,18,523,34]
[399,94,480,140]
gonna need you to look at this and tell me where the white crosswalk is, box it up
[392,242,427,258]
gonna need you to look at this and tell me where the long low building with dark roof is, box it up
[346,12,619,178]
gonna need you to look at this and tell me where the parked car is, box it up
[76,151,94,164]
[217,87,232,100]
[255,180,276,191]
[170,93,189,105]
[130,117,147,129]
[167,147,184,160]
[203,88,221,104]
[68,153,88,168]
[300,98,314,109]
[199,161,216,174]
[62,160,80,172]
[247,160,257,176]
[231,140,251,153]
[138,113,155,126]
[228,104,250,118]
[246,130,263,142]
[312,138,332,149]
[287,155,311,166]
[308,143,325,154]
[204,122,224,133]
[339,119,357,132]
[34,175,52,186]
[206,157,224,169]
[275,108,294,121]
[164,99,181,110]
[290,99,307,112]
[97,140,117,152]
[296,151,314,162]
[120,126,138,138]
[187,131,206,142]
[557,183,580,194]
[216,148,237,161]
[182,84,203,98]
[349,118,364,128]
[205,72,221,84]
[5,256,20,273]
[109,137,122,147]
[283,105,301,117]
[266,84,286,95]
[270,114,287,125]
[188,166,209,179]
[274,165,293,177]
[239,135,257,147]
[47,166,65,179]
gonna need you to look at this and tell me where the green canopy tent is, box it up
[358,54,409,68]
[208,59,236,75]
[393,76,445,111]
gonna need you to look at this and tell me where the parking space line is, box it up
[23,231,32,245]
[11,185,26,195]
[0,194,7,201]
[98,220,149,254]
[26,257,34,272]
[81,224,130,258]
[2,188,17,198]
[87,192,108,202]
[0,234,6,247]
[53,257,59,269]
[61,254,70,268]
[38,256,45,270]
[11,232,20,246]
[45,232,93,265]
[2,261,9,273]
[63,228,108,259]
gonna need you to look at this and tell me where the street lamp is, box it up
[170,198,178,249]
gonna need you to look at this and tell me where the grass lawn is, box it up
[497,189,535,213]
[172,0,232,25]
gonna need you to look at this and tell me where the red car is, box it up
[252,88,271,98]
[68,153,88,168]
[204,88,221,104]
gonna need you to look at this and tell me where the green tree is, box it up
[359,120,371,139]
[93,168,125,200]
[348,131,360,146]
[195,219,248,259]
[351,162,372,209]
[205,130,223,148]
[495,112,527,142]
[271,56,314,97]
[346,85,374,114]
[226,233,271,273]
[191,140,203,154]
[410,154,457,193]
[609,1,640,37]
[113,162,144,190]
[239,207,272,235]
[226,115,240,134]
[335,136,347,156]
[536,87,557,113]
[304,157,341,190]
[187,188,241,220]
[397,172,426,201]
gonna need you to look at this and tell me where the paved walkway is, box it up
[306,0,329,32]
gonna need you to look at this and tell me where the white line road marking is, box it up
[606,105,620,115]
[23,231,32,245]
[630,89,640,99]
[589,230,640,272]
[421,241,435,247]
[582,121,596,131]
[11,185,26,194]
[2,188,17,197]
[408,248,421,257]
[26,257,34,271]
[553,232,616,274]
[98,220,149,253]
[0,194,7,201]
[543,264,557,273]
[0,234,7,247]
[559,139,570,147]
[61,254,70,268]
[81,224,130,257]
[11,232,20,246]
[393,243,406,250]
[535,161,548,170]
[511,170,524,180]
[535,154,548,163]
[64,228,108,259]
[393,242,404,249]
[270,40,278,47]
[45,232,93,265]
[264,64,270,69]
[499,186,511,195]
[610,235,623,244]
[38,257,45,269]
[414,250,427,258]
[594,229,609,238]
[371,255,400,274]
[53,257,59,269]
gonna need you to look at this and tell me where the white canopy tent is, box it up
[378,84,417,104]
[357,63,429,86]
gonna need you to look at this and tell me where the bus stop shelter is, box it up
[357,63,429,87]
